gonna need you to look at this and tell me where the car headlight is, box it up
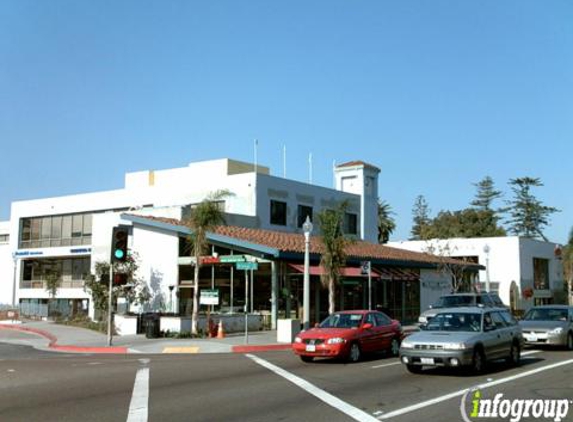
[326,337,346,345]
[549,327,563,335]
[294,337,303,343]
[443,342,467,350]
[400,341,414,349]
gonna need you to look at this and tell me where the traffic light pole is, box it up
[107,263,114,347]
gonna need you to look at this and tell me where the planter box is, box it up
[115,314,138,336]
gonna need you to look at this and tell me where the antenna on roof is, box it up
[254,139,258,173]
[283,144,287,178]
[333,159,336,188]
[308,152,313,184]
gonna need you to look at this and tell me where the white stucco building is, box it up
[0,158,382,318]
[388,237,565,311]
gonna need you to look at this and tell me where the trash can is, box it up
[144,314,160,339]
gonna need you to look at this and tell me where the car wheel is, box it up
[507,341,520,367]
[389,338,400,357]
[406,364,423,374]
[567,333,573,351]
[300,355,314,363]
[348,343,361,363]
[471,347,486,374]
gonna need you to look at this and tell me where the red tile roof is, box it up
[129,214,476,269]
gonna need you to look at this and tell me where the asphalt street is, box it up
[0,344,572,422]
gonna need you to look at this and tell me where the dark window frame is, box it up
[270,200,287,226]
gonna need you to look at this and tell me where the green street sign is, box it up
[236,261,258,271]
[219,255,246,263]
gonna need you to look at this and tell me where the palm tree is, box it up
[185,190,231,336]
[377,200,396,244]
[317,202,348,315]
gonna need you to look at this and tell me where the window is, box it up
[0,234,8,243]
[297,205,313,228]
[20,257,90,289]
[490,312,507,329]
[344,213,358,235]
[20,213,93,249]
[533,258,549,290]
[270,200,287,226]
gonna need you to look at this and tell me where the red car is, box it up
[292,310,403,363]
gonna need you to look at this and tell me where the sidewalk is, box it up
[0,320,419,355]
[0,320,292,354]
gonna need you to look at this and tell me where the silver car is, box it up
[418,292,505,325]
[519,305,573,349]
[400,307,523,374]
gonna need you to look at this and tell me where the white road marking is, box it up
[371,361,401,369]
[126,360,150,422]
[247,354,380,422]
[377,355,573,420]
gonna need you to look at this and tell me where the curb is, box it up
[0,323,128,354]
[232,344,292,353]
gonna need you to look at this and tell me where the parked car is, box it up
[292,310,403,363]
[401,307,523,374]
[519,305,573,349]
[418,292,505,325]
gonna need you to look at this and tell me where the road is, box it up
[1,343,572,422]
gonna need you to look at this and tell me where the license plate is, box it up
[305,345,316,352]
[421,357,434,365]
[526,334,537,342]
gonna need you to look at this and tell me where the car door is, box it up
[374,312,395,351]
[481,312,503,360]
[359,312,378,352]
[490,311,511,357]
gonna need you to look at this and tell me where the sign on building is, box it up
[200,289,219,305]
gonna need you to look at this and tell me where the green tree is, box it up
[471,176,502,211]
[502,177,559,241]
[84,253,150,320]
[44,267,61,318]
[185,190,231,336]
[423,209,506,239]
[317,202,348,315]
[410,195,431,240]
[377,200,396,244]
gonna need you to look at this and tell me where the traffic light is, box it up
[113,273,128,286]
[111,226,129,263]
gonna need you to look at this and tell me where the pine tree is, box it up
[411,195,431,240]
[471,176,502,211]
[502,177,559,241]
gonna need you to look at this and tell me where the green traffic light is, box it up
[114,249,125,259]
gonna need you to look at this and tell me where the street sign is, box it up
[361,261,371,275]
[200,289,219,305]
[219,255,246,263]
[201,256,220,265]
[236,261,258,271]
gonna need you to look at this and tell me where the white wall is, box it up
[419,269,451,311]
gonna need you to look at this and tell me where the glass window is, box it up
[0,234,8,243]
[21,219,31,242]
[375,312,391,326]
[297,205,313,228]
[344,213,358,235]
[72,214,83,238]
[270,200,287,226]
[51,216,62,239]
[82,214,92,236]
[364,313,378,326]
[31,219,41,241]
[491,312,507,329]
[61,216,72,245]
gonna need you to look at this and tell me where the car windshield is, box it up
[523,308,568,322]
[424,312,482,332]
[320,313,364,329]
[433,296,475,308]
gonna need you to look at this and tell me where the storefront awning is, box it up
[287,264,380,278]
[376,267,419,281]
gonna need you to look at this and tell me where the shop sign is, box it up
[219,255,246,263]
[236,261,258,271]
[200,289,219,305]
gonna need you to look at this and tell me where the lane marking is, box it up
[377,356,573,420]
[126,360,150,422]
[247,354,380,422]
[372,361,401,369]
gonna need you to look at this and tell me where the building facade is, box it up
[388,237,565,312]
[0,158,381,318]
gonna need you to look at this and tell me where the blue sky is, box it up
[1,1,571,243]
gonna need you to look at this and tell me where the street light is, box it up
[483,244,491,293]
[302,216,313,330]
